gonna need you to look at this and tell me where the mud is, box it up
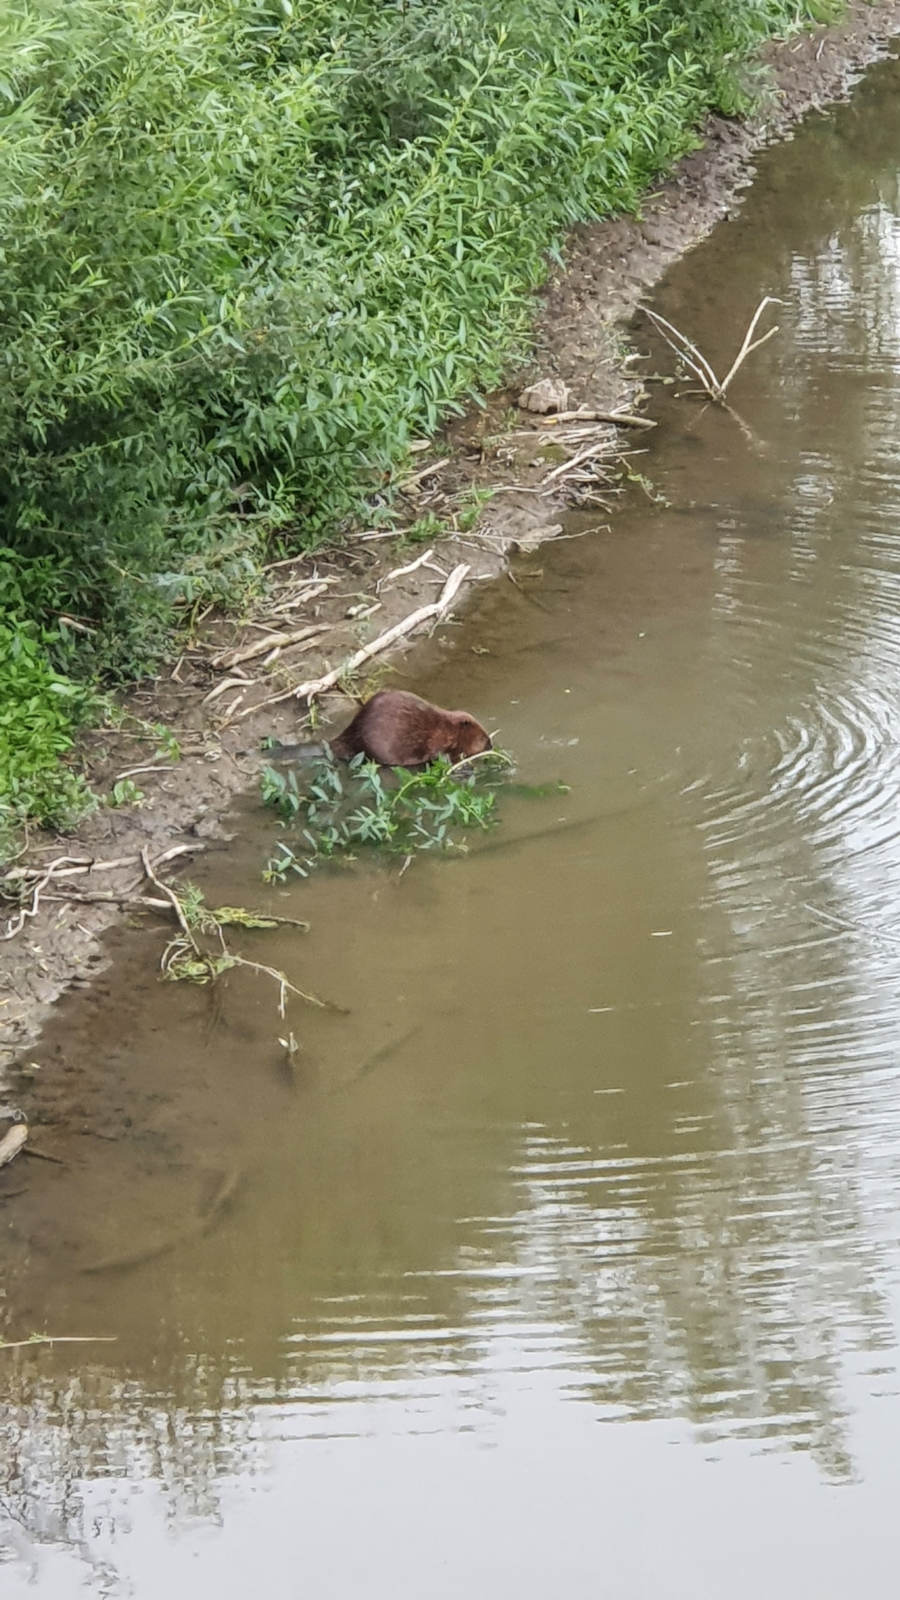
[2,0,900,1074]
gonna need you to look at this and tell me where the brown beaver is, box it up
[330,690,492,766]
[269,690,492,768]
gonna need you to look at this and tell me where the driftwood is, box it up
[0,1123,28,1170]
[289,563,470,704]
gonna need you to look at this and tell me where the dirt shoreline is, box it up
[3,0,900,1078]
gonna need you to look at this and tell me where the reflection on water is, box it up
[6,49,900,1600]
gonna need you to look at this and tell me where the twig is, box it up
[644,297,782,402]
[444,749,514,778]
[644,307,719,392]
[716,298,783,397]
[203,675,255,705]
[41,893,175,911]
[1,856,94,941]
[140,847,200,954]
[209,921,329,1017]
[539,409,656,429]
[112,763,176,782]
[3,842,204,888]
[196,1166,243,1234]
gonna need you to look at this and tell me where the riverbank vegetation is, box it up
[0,0,836,845]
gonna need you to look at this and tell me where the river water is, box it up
[4,50,900,1598]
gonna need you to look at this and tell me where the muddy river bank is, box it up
[5,23,900,1600]
[4,0,900,1068]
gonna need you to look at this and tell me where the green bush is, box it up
[0,562,93,845]
[0,0,835,826]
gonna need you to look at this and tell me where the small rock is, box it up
[517,378,570,415]
[190,814,233,841]
[510,523,563,553]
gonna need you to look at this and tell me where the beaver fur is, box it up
[330,690,491,766]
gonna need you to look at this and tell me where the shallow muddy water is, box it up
[6,51,900,1598]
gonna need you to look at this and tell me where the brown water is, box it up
[5,54,900,1597]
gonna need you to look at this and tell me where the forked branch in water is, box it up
[644,297,783,402]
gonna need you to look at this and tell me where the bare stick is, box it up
[40,892,174,910]
[644,308,720,392]
[203,675,256,705]
[226,955,327,1017]
[716,297,783,397]
[22,1145,64,1165]
[196,1166,243,1234]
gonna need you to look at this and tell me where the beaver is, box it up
[330,689,492,766]
[269,690,492,768]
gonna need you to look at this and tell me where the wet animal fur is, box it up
[272,690,492,768]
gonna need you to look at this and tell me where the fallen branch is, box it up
[141,846,200,954]
[288,563,470,705]
[0,1123,28,1170]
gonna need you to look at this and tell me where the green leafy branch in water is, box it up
[261,751,511,882]
[137,850,328,1017]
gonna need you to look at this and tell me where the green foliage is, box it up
[106,778,145,809]
[0,0,830,826]
[261,753,501,878]
[0,587,94,849]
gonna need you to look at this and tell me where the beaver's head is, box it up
[448,712,492,760]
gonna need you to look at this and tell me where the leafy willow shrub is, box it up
[1,0,830,824]
[261,754,499,879]
[1,0,828,662]
[0,565,93,846]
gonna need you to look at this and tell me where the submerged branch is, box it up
[644,296,783,403]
